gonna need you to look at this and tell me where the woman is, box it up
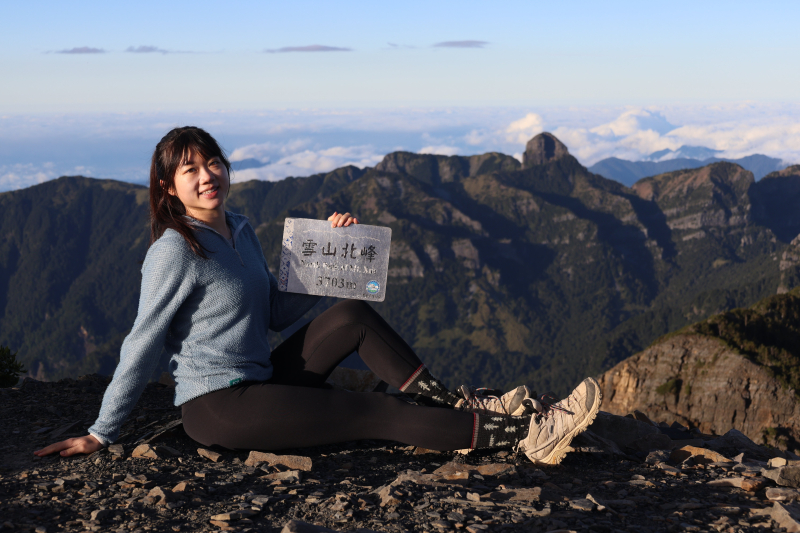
[35,126,601,464]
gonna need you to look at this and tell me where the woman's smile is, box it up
[200,185,220,198]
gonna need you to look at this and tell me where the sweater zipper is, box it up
[186,216,247,266]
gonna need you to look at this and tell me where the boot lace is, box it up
[457,386,509,414]
[523,392,574,419]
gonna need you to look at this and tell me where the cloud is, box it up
[543,107,800,166]
[229,139,311,163]
[0,163,96,192]
[55,46,104,54]
[433,40,488,48]
[265,45,352,53]
[231,143,383,182]
[126,45,169,54]
[590,109,676,137]
[419,145,460,156]
[505,113,544,145]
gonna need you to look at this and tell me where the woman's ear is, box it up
[159,180,176,196]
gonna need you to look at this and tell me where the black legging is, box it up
[181,300,475,451]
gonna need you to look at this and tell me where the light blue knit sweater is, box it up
[88,212,320,445]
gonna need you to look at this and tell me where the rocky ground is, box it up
[5,375,800,533]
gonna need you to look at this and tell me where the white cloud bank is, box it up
[505,113,545,145]
[549,108,800,166]
[419,145,460,156]
[2,103,799,192]
[460,106,800,167]
[231,142,384,182]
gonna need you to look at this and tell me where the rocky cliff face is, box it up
[522,132,570,168]
[598,288,800,451]
[598,334,800,448]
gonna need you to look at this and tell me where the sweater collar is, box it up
[183,211,249,242]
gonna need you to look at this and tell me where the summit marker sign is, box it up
[278,218,392,302]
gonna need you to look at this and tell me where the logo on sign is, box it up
[366,280,380,294]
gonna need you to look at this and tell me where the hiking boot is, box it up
[455,385,532,416]
[517,377,602,465]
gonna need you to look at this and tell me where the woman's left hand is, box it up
[328,211,358,228]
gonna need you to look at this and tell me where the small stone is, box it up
[752,501,800,532]
[211,510,258,521]
[131,444,159,459]
[585,494,606,512]
[198,448,223,462]
[90,509,112,521]
[412,447,441,455]
[280,520,338,533]
[741,478,768,492]
[645,450,671,464]
[431,520,450,530]
[771,457,789,468]
[707,477,744,488]
[441,471,469,482]
[670,445,731,465]
[711,505,744,515]
[569,498,596,511]
[125,474,148,484]
[767,488,800,501]
[465,525,488,533]
[476,463,515,477]
[486,487,542,503]
[677,502,705,510]
[172,481,193,492]
[108,444,124,456]
[764,466,800,488]
[252,496,273,506]
[657,463,682,476]
[466,492,481,502]
[263,470,301,483]
[143,486,173,506]
[378,485,402,507]
[244,451,312,471]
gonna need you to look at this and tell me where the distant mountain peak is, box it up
[646,145,722,162]
[523,132,570,168]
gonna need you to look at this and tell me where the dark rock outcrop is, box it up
[779,234,800,294]
[522,132,570,168]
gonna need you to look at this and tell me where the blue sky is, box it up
[2,1,799,190]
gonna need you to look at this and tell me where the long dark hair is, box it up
[149,126,231,258]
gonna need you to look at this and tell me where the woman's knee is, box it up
[329,299,374,324]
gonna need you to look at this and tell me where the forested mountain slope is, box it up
[2,134,799,394]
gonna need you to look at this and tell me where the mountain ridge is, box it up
[2,133,799,395]
[590,153,786,186]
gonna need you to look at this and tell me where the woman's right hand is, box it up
[34,434,103,457]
